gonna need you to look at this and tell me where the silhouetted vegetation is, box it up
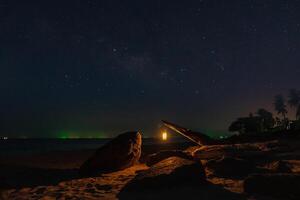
[229,110,274,135]
[288,89,300,120]
[274,94,288,120]
[256,108,275,131]
[229,89,300,135]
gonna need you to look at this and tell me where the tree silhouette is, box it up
[256,108,274,131]
[229,119,244,134]
[274,94,288,129]
[288,89,300,120]
[274,94,288,119]
[229,114,263,135]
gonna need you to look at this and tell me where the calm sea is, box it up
[0,138,185,156]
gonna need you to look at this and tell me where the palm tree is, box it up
[274,94,288,119]
[288,89,300,120]
[274,94,288,129]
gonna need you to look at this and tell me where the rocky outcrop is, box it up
[120,157,206,192]
[79,131,142,176]
[205,156,257,178]
[193,142,274,161]
[118,157,245,199]
[162,120,217,145]
[244,174,300,199]
[266,160,292,173]
[145,150,193,166]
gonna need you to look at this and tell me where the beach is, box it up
[0,140,193,199]
[1,138,300,200]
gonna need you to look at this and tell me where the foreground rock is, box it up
[145,150,193,166]
[79,131,142,176]
[244,174,300,199]
[205,156,257,178]
[120,157,206,191]
[118,157,245,199]
[266,160,292,173]
[193,142,273,161]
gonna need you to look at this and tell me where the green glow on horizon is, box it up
[58,131,69,139]
[57,131,107,139]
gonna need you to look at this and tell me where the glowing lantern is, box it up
[162,131,168,141]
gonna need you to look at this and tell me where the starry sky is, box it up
[1,0,300,138]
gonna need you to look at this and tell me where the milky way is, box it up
[1,0,300,138]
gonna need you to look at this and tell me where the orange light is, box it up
[162,132,168,141]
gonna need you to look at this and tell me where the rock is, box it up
[118,157,245,200]
[267,160,292,173]
[193,143,271,161]
[145,150,193,166]
[119,157,206,192]
[285,160,300,173]
[205,156,257,178]
[162,120,217,145]
[184,145,201,155]
[244,174,300,199]
[193,145,228,160]
[79,131,142,176]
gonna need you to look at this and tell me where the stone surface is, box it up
[205,156,257,178]
[79,131,142,176]
[267,160,292,173]
[193,143,272,161]
[162,120,217,145]
[145,150,193,166]
[244,174,300,199]
[119,157,206,192]
[118,157,245,200]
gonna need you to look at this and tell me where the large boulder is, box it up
[266,160,292,173]
[244,174,300,199]
[118,157,244,200]
[193,143,270,161]
[79,131,142,176]
[119,157,206,192]
[145,150,193,166]
[205,156,257,178]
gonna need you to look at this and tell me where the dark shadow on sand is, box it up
[0,164,79,189]
[117,181,246,200]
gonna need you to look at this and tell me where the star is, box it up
[179,68,188,72]
[218,64,225,72]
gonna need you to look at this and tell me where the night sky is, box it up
[1,0,300,138]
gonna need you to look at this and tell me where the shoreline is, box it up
[1,139,300,199]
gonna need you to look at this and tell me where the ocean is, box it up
[0,138,186,156]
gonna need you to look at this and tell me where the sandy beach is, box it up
[0,142,195,199]
[1,138,300,200]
